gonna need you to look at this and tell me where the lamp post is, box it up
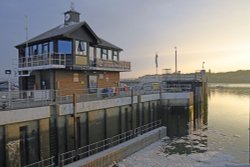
[5,70,11,107]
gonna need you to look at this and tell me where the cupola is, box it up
[64,4,80,25]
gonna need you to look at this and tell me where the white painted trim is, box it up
[75,96,137,114]
[18,65,65,71]
[0,106,50,125]
[140,94,160,102]
[161,92,192,99]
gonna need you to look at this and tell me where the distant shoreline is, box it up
[206,70,250,84]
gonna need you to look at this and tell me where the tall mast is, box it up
[175,46,177,73]
[25,16,29,56]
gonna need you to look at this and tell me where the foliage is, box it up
[206,70,250,83]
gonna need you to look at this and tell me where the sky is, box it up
[0,0,250,79]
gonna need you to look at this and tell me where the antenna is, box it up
[175,46,177,74]
[25,16,29,56]
[70,2,75,11]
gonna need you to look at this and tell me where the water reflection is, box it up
[161,85,249,163]
[162,101,208,155]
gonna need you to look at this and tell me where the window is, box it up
[58,40,72,54]
[113,51,118,61]
[108,50,112,60]
[89,47,94,65]
[49,41,54,53]
[33,45,38,55]
[42,43,49,54]
[38,44,42,55]
[25,47,29,57]
[102,49,108,60]
[96,48,101,59]
[75,40,87,55]
[29,46,32,56]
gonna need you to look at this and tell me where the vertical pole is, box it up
[25,16,29,57]
[73,93,78,157]
[131,88,134,129]
[175,46,177,74]
[8,74,11,107]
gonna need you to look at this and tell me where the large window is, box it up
[24,41,54,56]
[49,41,54,53]
[96,48,101,59]
[113,51,118,61]
[58,40,72,54]
[102,49,108,60]
[38,44,42,55]
[42,43,49,54]
[75,40,87,55]
[108,50,112,60]
[89,46,94,66]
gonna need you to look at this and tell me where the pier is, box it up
[0,75,206,167]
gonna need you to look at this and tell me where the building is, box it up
[15,8,130,96]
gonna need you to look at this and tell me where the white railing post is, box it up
[59,54,61,65]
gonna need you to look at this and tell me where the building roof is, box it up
[16,21,123,51]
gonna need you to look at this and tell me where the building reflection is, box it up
[162,98,208,155]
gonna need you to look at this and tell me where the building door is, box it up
[88,75,97,93]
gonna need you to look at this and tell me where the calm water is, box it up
[163,84,249,163]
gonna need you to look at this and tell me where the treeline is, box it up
[206,70,250,83]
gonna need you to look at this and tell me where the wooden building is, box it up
[15,8,130,96]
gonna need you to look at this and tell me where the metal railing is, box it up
[55,87,132,103]
[0,89,53,110]
[95,59,131,70]
[23,156,55,167]
[0,82,194,110]
[58,120,161,166]
[163,73,203,82]
[0,86,133,110]
[18,53,67,69]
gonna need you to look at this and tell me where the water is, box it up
[163,84,249,163]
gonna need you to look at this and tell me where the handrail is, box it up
[0,85,171,110]
[23,156,55,167]
[18,53,67,68]
[58,120,161,166]
[95,58,131,70]
[59,150,76,166]
[0,82,193,110]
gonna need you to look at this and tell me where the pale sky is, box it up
[0,0,250,78]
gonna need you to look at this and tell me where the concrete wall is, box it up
[106,107,120,138]
[0,106,50,126]
[0,126,5,167]
[5,120,41,166]
[0,91,193,166]
[161,92,193,106]
[65,127,166,167]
